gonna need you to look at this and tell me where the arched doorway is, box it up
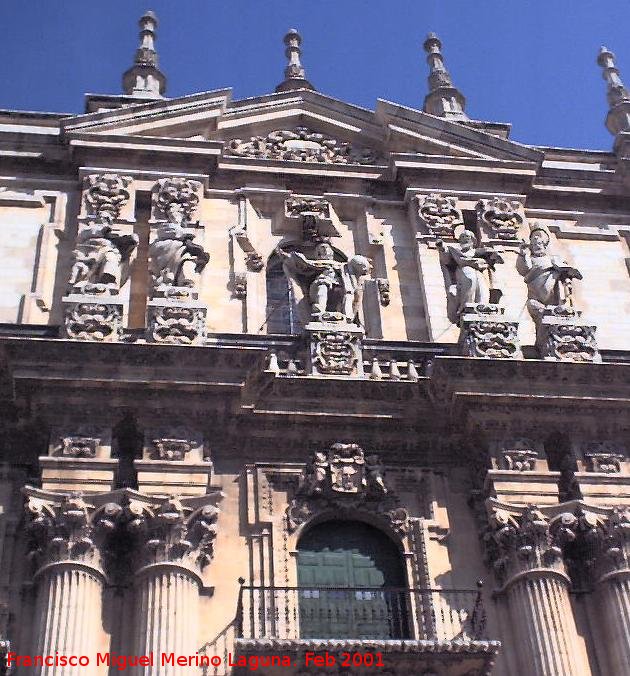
[297,520,409,639]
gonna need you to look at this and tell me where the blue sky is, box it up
[0,1,629,150]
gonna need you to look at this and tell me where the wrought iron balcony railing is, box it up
[236,584,487,642]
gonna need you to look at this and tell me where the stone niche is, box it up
[40,427,117,492]
[134,428,213,496]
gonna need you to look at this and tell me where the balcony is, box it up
[201,584,500,676]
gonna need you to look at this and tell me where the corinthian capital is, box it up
[24,490,123,577]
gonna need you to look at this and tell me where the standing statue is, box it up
[68,214,138,293]
[148,202,210,295]
[437,230,504,319]
[275,241,371,324]
[516,222,583,319]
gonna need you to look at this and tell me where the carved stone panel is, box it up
[151,177,202,224]
[459,304,521,359]
[416,193,463,239]
[146,299,207,345]
[82,173,132,221]
[476,197,524,241]
[306,321,365,377]
[226,127,381,165]
[63,296,123,342]
[537,307,601,363]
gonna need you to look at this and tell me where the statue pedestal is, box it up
[536,306,601,362]
[459,303,521,359]
[62,293,123,342]
[146,297,207,345]
[305,318,365,377]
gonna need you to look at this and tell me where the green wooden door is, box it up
[297,521,407,639]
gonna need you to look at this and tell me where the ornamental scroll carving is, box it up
[153,177,201,223]
[287,444,408,535]
[417,193,463,239]
[226,127,381,165]
[83,174,132,221]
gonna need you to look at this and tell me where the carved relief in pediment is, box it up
[225,127,382,165]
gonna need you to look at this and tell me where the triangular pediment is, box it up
[58,87,543,168]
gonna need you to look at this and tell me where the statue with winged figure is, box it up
[274,241,371,325]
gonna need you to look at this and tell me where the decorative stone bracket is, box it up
[459,303,522,359]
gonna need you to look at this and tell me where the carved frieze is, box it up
[287,444,407,534]
[83,173,132,221]
[476,197,523,241]
[226,127,380,165]
[417,193,463,239]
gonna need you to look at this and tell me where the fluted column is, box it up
[132,499,219,676]
[25,492,121,676]
[592,508,630,674]
[486,505,584,676]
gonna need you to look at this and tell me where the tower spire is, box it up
[422,33,467,120]
[597,46,630,135]
[122,10,167,99]
[276,29,315,93]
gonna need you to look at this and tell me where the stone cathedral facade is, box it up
[0,10,629,676]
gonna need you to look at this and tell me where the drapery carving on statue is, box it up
[68,215,138,295]
[24,493,123,574]
[148,202,209,299]
[476,197,524,241]
[83,173,132,221]
[417,193,463,239]
[274,241,371,326]
[485,506,570,586]
[437,230,504,322]
[516,222,583,321]
[287,444,408,535]
[226,127,381,165]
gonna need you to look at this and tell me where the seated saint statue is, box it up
[148,202,209,295]
[68,214,138,294]
[437,230,504,320]
[275,241,371,324]
[516,222,583,319]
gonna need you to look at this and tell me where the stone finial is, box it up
[422,33,468,120]
[597,46,630,135]
[122,10,167,98]
[276,29,315,93]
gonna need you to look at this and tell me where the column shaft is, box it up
[597,576,630,675]
[506,574,584,676]
[33,565,104,676]
[134,568,199,676]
